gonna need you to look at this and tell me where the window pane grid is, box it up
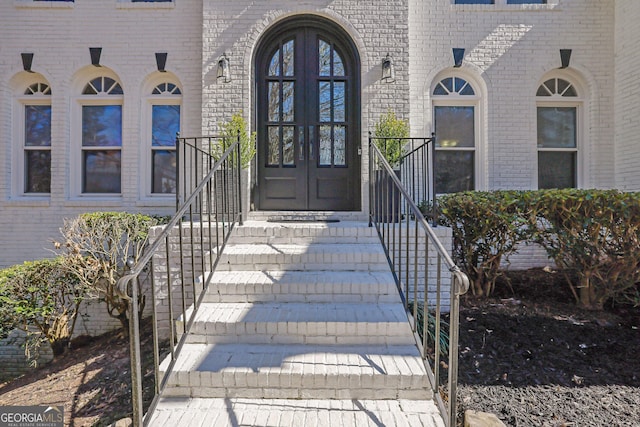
[23,102,51,194]
[433,75,477,193]
[151,103,180,194]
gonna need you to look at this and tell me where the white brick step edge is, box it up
[231,220,377,240]
[149,397,445,427]
[160,343,432,400]
[202,270,399,303]
[217,243,389,271]
[176,302,415,346]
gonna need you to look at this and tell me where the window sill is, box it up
[14,0,74,9]
[116,1,175,10]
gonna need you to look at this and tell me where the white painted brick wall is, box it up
[0,328,54,383]
[409,0,616,191]
[615,0,640,191]
[0,0,203,268]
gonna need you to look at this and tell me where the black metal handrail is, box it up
[116,135,242,426]
[399,134,435,217]
[369,136,469,427]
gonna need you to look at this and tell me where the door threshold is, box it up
[247,211,367,222]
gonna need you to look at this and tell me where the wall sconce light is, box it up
[381,53,395,83]
[21,53,34,73]
[156,52,168,72]
[452,48,465,68]
[560,49,572,69]
[89,47,102,67]
[217,53,231,83]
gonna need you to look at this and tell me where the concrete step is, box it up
[229,220,379,244]
[216,243,389,271]
[149,397,445,427]
[177,302,415,346]
[160,343,431,400]
[202,270,399,303]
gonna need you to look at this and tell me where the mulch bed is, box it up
[456,269,640,426]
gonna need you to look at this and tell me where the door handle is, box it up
[309,125,315,160]
[298,126,304,161]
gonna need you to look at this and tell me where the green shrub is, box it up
[0,257,88,360]
[373,111,409,167]
[55,212,159,335]
[214,112,256,168]
[437,189,640,309]
[521,189,640,310]
[438,191,531,297]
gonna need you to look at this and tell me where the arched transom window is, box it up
[536,77,581,189]
[432,76,478,193]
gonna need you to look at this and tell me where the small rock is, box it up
[109,417,133,427]
[465,410,507,427]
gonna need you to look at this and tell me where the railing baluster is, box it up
[369,137,469,427]
[165,235,175,357]
[413,219,418,331]
[434,253,442,390]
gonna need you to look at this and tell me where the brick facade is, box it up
[0,0,628,269]
[615,0,640,191]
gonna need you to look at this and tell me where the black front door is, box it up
[256,17,360,210]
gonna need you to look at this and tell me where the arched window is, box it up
[432,76,478,193]
[20,82,52,194]
[536,77,580,189]
[147,81,181,195]
[78,75,123,194]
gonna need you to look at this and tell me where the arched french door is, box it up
[255,16,361,210]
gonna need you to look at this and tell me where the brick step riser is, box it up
[161,375,430,400]
[202,293,399,303]
[176,331,415,346]
[228,236,382,245]
[232,224,375,240]
[216,257,390,271]
[176,316,413,343]
[161,385,429,400]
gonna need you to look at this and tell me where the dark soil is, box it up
[0,319,157,426]
[457,268,640,426]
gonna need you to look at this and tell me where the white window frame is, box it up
[141,83,182,200]
[432,75,483,194]
[116,0,175,9]
[535,77,583,189]
[13,82,52,199]
[71,76,124,198]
